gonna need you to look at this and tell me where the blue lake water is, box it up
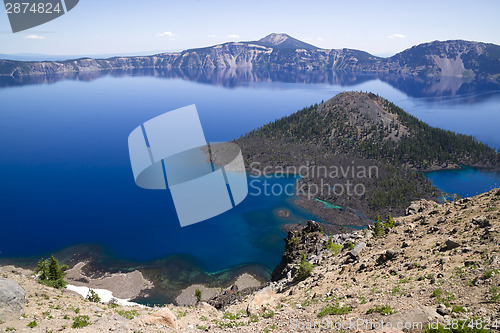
[424,166,500,199]
[1,71,500,300]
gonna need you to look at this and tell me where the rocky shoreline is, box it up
[176,274,263,307]
[65,262,153,301]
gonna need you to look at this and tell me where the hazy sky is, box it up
[1,0,499,57]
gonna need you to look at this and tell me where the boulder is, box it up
[377,250,399,264]
[385,306,440,333]
[444,238,461,251]
[141,307,177,329]
[436,304,449,316]
[0,278,25,322]
[197,302,219,318]
[405,199,436,216]
[472,216,490,228]
[349,242,366,258]
[246,287,278,316]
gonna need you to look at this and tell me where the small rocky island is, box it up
[237,91,499,230]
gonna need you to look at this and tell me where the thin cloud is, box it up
[227,34,240,39]
[24,34,45,40]
[156,31,176,39]
[387,33,407,40]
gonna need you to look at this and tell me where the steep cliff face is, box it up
[1,34,499,79]
[385,40,500,78]
[0,55,177,76]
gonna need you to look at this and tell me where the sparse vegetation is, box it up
[294,252,314,281]
[86,289,101,303]
[176,310,187,319]
[108,298,119,308]
[325,235,343,255]
[35,255,68,289]
[261,309,275,319]
[116,309,139,319]
[452,305,466,313]
[318,303,352,317]
[72,315,91,329]
[483,269,498,279]
[432,288,444,298]
[195,289,202,302]
[27,321,37,328]
[490,286,500,303]
[223,311,246,320]
[366,305,395,315]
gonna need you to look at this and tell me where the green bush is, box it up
[35,255,68,289]
[294,252,314,281]
[223,311,245,320]
[366,305,395,315]
[261,309,274,319]
[432,288,443,298]
[318,303,352,317]
[195,289,202,302]
[483,269,498,279]
[86,289,101,303]
[116,309,139,319]
[373,221,385,237]
[384,214,395,228]
[72,315,90,328]
[27,321,37,328]
[491,286,500,303]
[373,214,395,237]
[108,298,119,308]
[325,235,343,255]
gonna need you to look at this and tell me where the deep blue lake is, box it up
[1,70,499,301]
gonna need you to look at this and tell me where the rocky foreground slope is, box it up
[1,188,499,332]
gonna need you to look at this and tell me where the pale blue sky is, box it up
[1,0,499,57]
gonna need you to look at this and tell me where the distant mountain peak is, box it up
[255,33,319,50]
[258,33,292,45]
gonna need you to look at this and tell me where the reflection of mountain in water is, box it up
[1,68,499,100]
